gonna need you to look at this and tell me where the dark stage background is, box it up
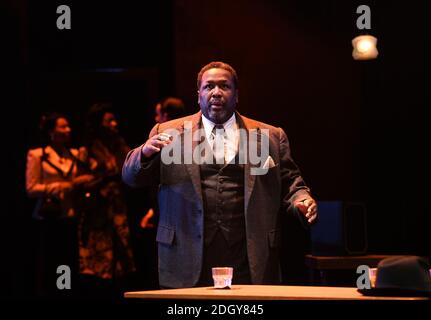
[3,0,430,298]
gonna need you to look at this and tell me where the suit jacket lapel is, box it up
[236,112,260,216]
[182,111,261,214]
[184,111,204,207]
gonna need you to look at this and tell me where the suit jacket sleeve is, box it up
[278,127,312,225]
[26,149,46,197]
[122,123,161,187]
[26,149,71,198]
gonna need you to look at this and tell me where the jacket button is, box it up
[218,188,223,193]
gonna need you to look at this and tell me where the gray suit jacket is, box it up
[122,111,311,288]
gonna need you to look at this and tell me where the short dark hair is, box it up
[197,61,238,90]
[160,97,186,120]
[39,112,68,145]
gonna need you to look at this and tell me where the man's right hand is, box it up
[141,133,173,158]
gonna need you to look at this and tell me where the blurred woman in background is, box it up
[26,112,93,299]
[78,103,135,298]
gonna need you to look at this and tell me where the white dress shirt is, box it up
[201,113,239,164]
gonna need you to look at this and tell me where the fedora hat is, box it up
[358,255,431,297]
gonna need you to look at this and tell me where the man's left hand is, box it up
[294,198,318,224]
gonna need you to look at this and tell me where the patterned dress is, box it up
[78,137,135,279]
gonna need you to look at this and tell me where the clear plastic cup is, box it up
[212,267,233,289]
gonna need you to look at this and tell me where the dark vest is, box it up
[198,153,251,284]
[200,160,245,246]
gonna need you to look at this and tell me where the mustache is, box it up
[210,99,224,104]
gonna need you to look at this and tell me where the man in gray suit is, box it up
[122,61,317,288]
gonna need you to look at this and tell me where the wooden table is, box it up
[125,285,428,300]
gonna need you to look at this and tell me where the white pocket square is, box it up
[262,156,276,169]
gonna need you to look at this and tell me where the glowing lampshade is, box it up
[352,35,378,60]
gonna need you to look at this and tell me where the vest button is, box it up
[217,219,222,224]
[219,178,224,183]
[218,188,223,193]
